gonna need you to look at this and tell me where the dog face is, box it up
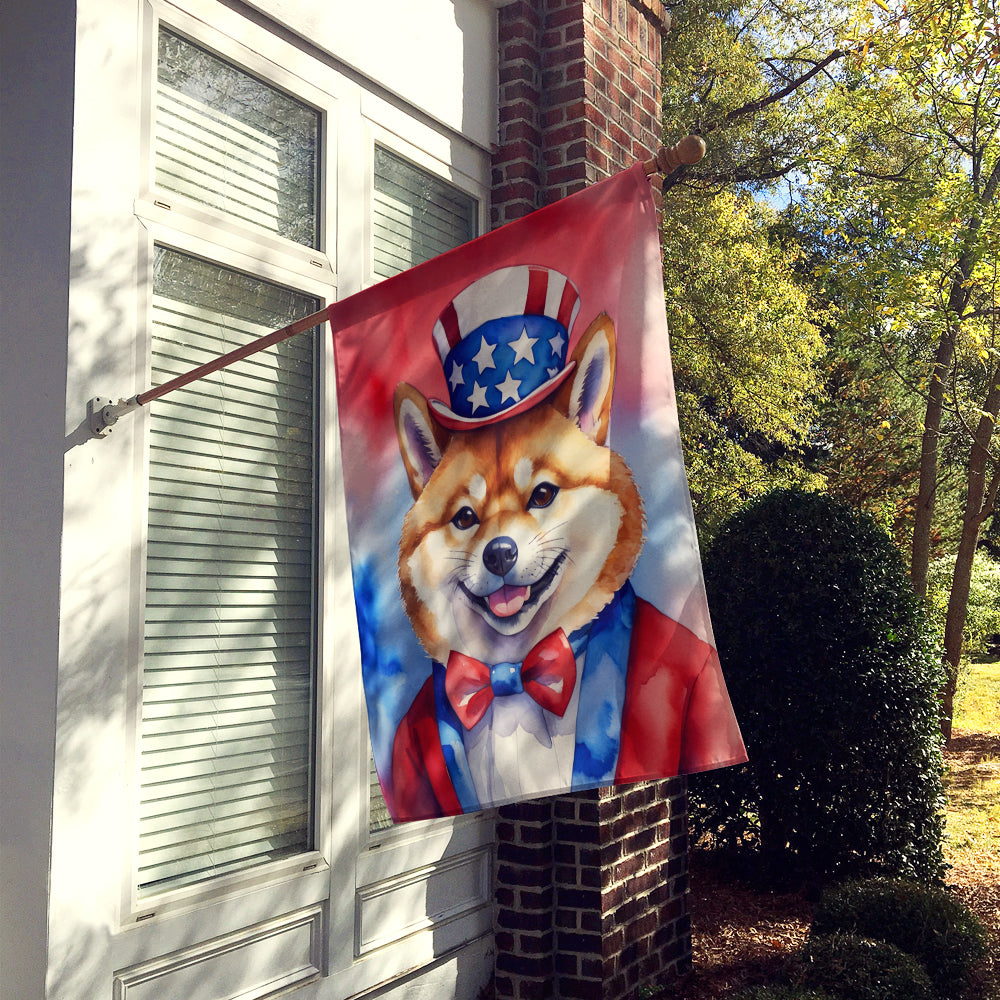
[394,314,644,665]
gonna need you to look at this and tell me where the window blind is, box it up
[156,28,320,248]
[138,248,319,895]
[368,148,477,832]
[372,146,477,279]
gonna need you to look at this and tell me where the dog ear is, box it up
[555,312,616,445]
[394,383,450,498]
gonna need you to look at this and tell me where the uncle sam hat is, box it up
[428,265,581,429]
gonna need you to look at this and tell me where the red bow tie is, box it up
[444,629,577,730]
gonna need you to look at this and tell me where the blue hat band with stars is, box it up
[443,314,569,421]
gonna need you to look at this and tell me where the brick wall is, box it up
[492,0,667,227]
[490,3,693,998]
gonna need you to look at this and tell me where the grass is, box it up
[945,659,1000,868]
[955,658,1000,734]
[942,657,1000,1000]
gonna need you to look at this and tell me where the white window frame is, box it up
[124,0,339,928]
[110,0,495,991]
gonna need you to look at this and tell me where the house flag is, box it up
[330,163,746,822]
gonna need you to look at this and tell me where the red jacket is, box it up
[386,595,746,822]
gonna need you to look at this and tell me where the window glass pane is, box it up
[156,28,320,248]
[139,246,318,895]
[372,146,477,279]
[369,149,478,832]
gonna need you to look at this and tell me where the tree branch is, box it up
[702,49,847,133]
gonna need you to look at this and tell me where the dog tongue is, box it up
[489,584,529,618]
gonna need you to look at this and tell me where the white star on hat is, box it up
[448,360,464,390]
[472,337,497,374]
[549,332,565,357]
[496,370,522,404]
[468,381,489,413]
[509,327,538,366]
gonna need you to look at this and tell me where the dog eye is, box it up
[451,506,479,530]
[527,482,559,509]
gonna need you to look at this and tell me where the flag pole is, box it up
[87,307,330,437]
[88,135,705,438]
[641,134,706,177]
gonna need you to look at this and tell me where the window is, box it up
[117,6,493,992]
[155,28,320,247]
[136,26,323,897]
[139,248,319,895]
[372,145,477,279]
[53,0,499,993]
[367,146,478,833]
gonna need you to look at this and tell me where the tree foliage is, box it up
[663,189,825,538]
[787,0,1000,733]
[661,0,1000,736]
[660,1,834,539]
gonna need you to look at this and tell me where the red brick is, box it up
[498,906,552,932]
[542,66,566,89]
[500,0,541,26]
[625,868,657,896]
[499,100,539,124]
[498,862,552,888]
[499,841,552,868]
[491,6,691,993]
[559,886,602,910]
[493,138,540,163]
[558,930,603,955]
[503,120,543,145]
[646,842,670,866]
[520,930,556,954]
[503,78,542,104]
[545,119,589,147]
[625,910,657,944]
[546,163,589,187]
[547,2,588,28]
[496,952,551,978]
[496,886,516,908]
[502,39,538,63]
[560,979,603,1000]
[542,105,566,129]
[556,951,579,976]
[520,886,554,910]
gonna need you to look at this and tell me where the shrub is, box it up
[927,550,1000,659]
[692,489,946,882]
[732,987,837,1000]
[793,933,934,1000]
[811,878,988,998]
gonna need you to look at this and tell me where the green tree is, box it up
[663,189,825,538]
[800,0,1000,735]
[661,0,853,195]
[659,1,845,538]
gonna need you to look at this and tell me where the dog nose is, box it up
[483,536,518,578]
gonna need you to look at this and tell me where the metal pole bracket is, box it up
[88,396,140,438]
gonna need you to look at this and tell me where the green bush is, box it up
[811,878,988,999]
[927,550,1000,658]
[793,933,934,1000]
[731,987,837,1000]
[692,488,946,882]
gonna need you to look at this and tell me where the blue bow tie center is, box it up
[489,662,523,697]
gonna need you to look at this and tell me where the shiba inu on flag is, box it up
[330,163,746,822]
